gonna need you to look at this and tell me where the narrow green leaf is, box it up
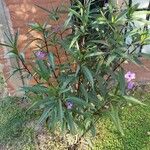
[61,76,75,89]
[91,40,110,47]
[81,66,94,88]
[64,13,72,28]
[123,96,146,106]
[66,111,75,133]
[75,65,80,77]
[27,98,55,112]
[66,96,88,107]
[59,87,71,94]
[97,76,107,97]
[14,30,19,48]
[22,85,50,94]
[4,32,13,45]
[28,23,43,32]
[80,83,88,102]
[106,55,116,66]
[69,35,80,48]
[85,52,104,58]
[115,9,127,23]
[117,69,125,95]
[69,8,82,21]
[38,108,51,124]
[0,43,13,48]
[48,109,57,130]
[58,99,63,123]
[48,52,55,70]
[36,60,50,80]
[7,50,18,57]
[109,105,124,136]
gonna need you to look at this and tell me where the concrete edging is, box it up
[0,0,24,96]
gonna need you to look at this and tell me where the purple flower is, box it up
[66,101,73,110]
[125,71,136,82]
[35,50,47,60]
[124,71,136,90]
[127,81,135,90]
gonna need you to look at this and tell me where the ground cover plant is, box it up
[0,89,150,149]
[0,0,150,149]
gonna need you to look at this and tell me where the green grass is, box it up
[93,93,150,150]
[0,93,150,150]
[0,97,35,150]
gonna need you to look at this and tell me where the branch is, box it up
[105,44,141,83]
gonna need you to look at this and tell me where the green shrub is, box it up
[1,0,150,148]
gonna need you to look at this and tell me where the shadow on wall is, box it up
[4,0,150,83]
[5,0,70,57]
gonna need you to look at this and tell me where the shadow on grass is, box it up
[0,97,35,149]
[0,111,24,142]
[94,94,150,150]
[0,94,150,150]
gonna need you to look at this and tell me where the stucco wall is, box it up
[0,0,70,95]
[5,0,69,57]
[0,0,25,96]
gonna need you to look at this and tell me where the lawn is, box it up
[0,88,150,150]
[93,91,150,150]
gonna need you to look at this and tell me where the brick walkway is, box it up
[123,58,150,83]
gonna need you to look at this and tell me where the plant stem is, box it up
[42,30,49,53]
[16,58,25,85]
[60,32,70,63]
[68,100,110,149]
[18,57,39,83]
[105,44,141,82]
[42,30,59,83]
[77,70,82,95]
[54,45,62,64]
[71,44,142,149]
